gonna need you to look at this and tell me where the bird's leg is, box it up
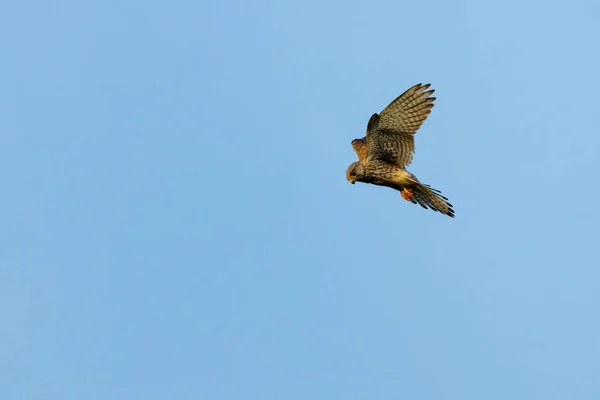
[400,187,414,202]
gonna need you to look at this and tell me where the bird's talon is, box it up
[400,187,414,202]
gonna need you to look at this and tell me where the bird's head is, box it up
[346,161,364,184]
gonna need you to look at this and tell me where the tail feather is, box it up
[411,183,454,218]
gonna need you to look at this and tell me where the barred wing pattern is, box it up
[366,83,436,168]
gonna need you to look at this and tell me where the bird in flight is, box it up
[346,83,454,217]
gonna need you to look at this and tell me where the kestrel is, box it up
[346,83,454,217]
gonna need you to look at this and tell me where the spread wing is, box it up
[351,137,367,164]
[366,83,436,167]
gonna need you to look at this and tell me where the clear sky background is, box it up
[2,0,600,399]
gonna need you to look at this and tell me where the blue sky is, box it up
[2,0,600,399]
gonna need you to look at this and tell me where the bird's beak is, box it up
[349,177,356,184]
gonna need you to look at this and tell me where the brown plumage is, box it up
[351,136,415,203]
[351,137,368,164]
[346,83,454,217]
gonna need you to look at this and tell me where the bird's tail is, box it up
[407,182,454,218]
